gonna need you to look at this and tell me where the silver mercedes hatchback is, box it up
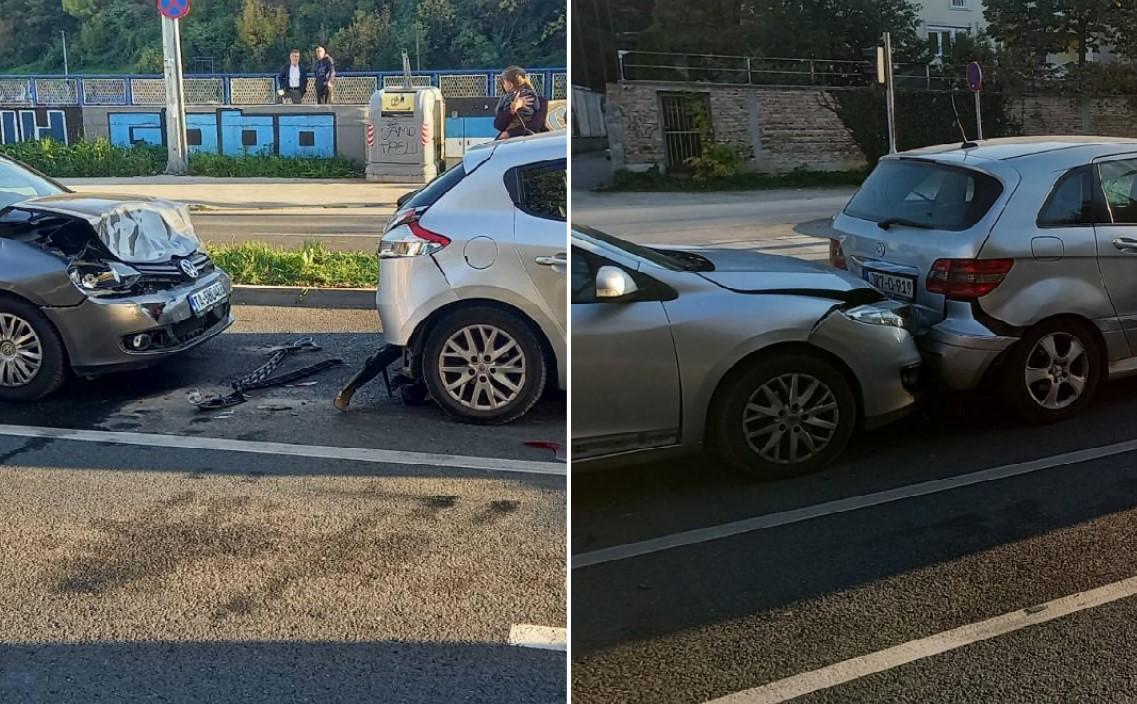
[572,225,922,479]
[831,136,1137,422]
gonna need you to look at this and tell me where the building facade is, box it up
[916,0,987,57]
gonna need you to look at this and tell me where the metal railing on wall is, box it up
[0,68,569,107]
[616,50,982,91]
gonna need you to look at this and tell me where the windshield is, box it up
[572,224,711,271]
[845,159,1003,231]
[0,158,64,210]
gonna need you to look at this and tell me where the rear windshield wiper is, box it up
[877,218,934,231]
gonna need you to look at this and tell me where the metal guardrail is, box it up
[0,68,569,107]
[617,50,977,91]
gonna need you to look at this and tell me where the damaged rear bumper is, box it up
[44,269,234,375]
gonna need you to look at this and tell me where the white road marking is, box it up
[705,574,1137,703]
[0,424,565,476]
[573,438,1137,568]
[508,624,567,651]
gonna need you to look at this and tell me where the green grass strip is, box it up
[207,241,376,289]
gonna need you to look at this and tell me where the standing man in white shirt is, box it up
[277,49,308,104]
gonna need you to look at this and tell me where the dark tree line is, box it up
[0,0,565,73]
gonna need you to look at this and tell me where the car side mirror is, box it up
[595,266,639,300]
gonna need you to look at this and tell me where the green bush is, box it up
[207,241,376,288]
[188,152,363,178]
[0,138,363,179]
[0,138,165,177]
[686,141,747,181]
[603,167,867,192]
[830,88,1022,164]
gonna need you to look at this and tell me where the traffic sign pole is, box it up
[967,61,984,142]
[159,5,189,174]
[884,32,896,154]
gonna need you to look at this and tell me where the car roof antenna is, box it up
[949,90,978,149]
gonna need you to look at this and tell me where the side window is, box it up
[1099,159,1137,224]
[571,248,596,304]
[510,161,566,221]
[1038,166,1103,227]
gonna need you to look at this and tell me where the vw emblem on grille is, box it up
[875,242,887,257]
[179,259,199,279]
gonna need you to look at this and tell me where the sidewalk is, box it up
[58,177,421,211]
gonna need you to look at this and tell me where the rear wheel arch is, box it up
[704,341,864,450]
[408,298,558,385]
[984,312,1108,385]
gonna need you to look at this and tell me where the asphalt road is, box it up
[194,209,387,251]
[571,187,853,260]
[570,186,1137,703]
[0,305,566,704]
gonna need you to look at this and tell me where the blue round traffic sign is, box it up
[157,0,190,19]
[966,61,983,92]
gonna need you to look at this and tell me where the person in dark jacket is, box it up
[277,49,308,104]
[313,46,336,105]
[493,66,546,139]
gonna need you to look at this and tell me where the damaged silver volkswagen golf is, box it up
[0,156,232,400]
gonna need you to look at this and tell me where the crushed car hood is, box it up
[678,247,873,296]
[17,193,200,264]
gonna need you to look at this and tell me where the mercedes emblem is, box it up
[875,241,887,257]
[179,259,199,279]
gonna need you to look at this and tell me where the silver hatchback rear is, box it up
[831,136,1137,422]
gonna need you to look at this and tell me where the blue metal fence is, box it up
[0,68,568,107]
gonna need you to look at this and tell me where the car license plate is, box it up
[864,269,916,302]
[189,281,227,315]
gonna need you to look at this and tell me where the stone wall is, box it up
[607,80,1137,174]
[606,81,866,173]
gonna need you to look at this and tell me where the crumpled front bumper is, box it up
[44,269,234,374]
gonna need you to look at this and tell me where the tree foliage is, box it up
[636,0,925,61]
[0,0,564,73]
[986,0,1123,69]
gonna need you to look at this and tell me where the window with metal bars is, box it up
[659,92,710,172]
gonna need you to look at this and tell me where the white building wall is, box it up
[916,0,987,57]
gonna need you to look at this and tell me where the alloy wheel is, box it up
[1024,331,1088,410]
[743,373,839,464]
[0,313,43,388]
[437,324,527,411]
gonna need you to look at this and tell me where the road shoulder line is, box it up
[705,574,1137,704]
[573,438,1137,568]
[508,624,567,651]
[0,424,565,476]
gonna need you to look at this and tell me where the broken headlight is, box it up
[68,261,142,297]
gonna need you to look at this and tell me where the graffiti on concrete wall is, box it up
[107,108,337,157]
[376,119,420,156]
[0,108,81,145]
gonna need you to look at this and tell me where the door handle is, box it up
[535,254,567,266]
[1114,237,1137,253]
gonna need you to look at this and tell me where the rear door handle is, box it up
[1114,237,1137,253]
[535,254,567,266]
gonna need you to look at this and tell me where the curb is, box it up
[232,285,374,309]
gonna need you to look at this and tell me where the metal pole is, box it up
[974,90,983,140]
[884,31,897,154]
[61,31,68,75]
[161,16,188,174]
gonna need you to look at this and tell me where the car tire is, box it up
[0,297,67,402]
[714,353,857,480]
[421,306,546,425]
[998,319,1102,424]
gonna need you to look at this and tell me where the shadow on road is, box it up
[0,640,565,704]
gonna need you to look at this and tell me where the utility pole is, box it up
[161,15,188,174]
[883,31,897,154]
[61,31,68,75]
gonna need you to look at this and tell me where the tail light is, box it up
[926,258,1013,299]
[829,239,846,270]
[379,208,451,258]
